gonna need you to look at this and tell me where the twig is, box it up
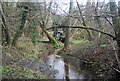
[113,68,120,73]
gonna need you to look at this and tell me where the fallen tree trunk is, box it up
[38,21,60,48]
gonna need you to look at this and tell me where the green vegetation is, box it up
[2,65,48,79]
[39,48,47,52]
[59,51,68,55]
[88,42,96,46]
[0,66,2,75]
[72,40,87,45]
[17,47,40,60]
[2,40,55,79]
[100,44,110,47]
[71,40,96,47]
[1,1,120,80]
[30,25,42,45]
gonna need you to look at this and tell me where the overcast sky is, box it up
[1,0,119,14]
[1,0,118,3]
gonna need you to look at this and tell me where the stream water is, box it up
[44,54,94,80]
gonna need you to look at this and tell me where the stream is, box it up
[44,54,94,80]
[21,53,95,80]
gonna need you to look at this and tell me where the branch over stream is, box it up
[47,25,117,40]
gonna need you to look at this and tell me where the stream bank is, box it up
[2,37,57,79]
[2,37,119,80]
[58,39,119,80]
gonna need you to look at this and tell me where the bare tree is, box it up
[64,0,73,48]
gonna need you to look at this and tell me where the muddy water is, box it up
[44,54,94,80]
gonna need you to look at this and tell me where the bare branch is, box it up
[47,25,116,40]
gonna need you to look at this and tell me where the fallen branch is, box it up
[47,25,117,40]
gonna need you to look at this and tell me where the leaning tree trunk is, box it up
[76,0,92,40]
[12,10,28,46]
[39,22,60,47]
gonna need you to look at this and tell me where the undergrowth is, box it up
[2,37,55,79]
[2,65,49,79]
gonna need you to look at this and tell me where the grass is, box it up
[100,44,110,47]
[88,42,96,46]
[71,39,96,47]
[72,40,86,45]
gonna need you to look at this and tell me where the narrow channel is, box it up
[45,54,94,80]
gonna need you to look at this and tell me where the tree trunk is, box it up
[0,3,11,45]
[53,22,58,38]
[76,0,92,40]
[117,0,120,55]
[64,0,73,49]
[39,23,60,47]
[94,1,102,37]
[109,0,120,69]
[118,1,120,16]
[64,18,70,49]
[12,10,28,46]
[117,1,120,53]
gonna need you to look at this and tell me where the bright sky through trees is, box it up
[1,0,118,3]
[1,0,118,14]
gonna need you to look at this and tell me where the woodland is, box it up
[1,0,120,80]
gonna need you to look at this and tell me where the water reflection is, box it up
[46,55,93,80]
[64,58,70,80]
